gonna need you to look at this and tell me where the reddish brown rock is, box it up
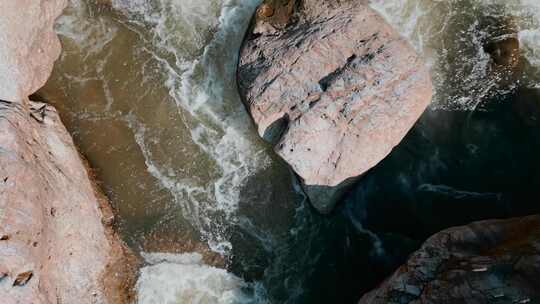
[0,1,136,303]
[238,0,432,213]
[359,215,540,304]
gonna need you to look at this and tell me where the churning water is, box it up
[38,0,540,303]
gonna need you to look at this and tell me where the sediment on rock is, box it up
[238,0,433,213]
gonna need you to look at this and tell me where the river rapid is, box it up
[37,0,540,303]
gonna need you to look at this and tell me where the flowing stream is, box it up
[37,0,540,303]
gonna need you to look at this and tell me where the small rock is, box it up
[484,36,520,68]
[0,235,9,241]
[13,271,33,287]
[101,215,115,227]
[404,284,421,296]
[258,4,275,18]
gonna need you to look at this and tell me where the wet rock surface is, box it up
[238,0,433,213]
[359,215,540,304]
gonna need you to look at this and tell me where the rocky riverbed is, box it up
[2,0,540,303]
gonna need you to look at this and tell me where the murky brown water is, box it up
[37,0,300,260]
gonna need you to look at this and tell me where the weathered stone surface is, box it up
[0,0,67,102]
[0,1,136,303]
[238,0,432,212]
[0,101,136,303]
[359,215,540,304]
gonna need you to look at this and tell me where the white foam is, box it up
[519,29,540,67]
[369,0,540,109]
[110,0,269,256]
[56,0,118,57]
[52,0,288,302]
[136,252,255,304]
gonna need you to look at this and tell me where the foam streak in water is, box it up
[137,252,254,304]
[370,0,540,109]
[111,0,267,255]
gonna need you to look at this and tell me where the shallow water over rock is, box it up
[37,0,540,303]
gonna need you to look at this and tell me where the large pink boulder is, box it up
[238,0,432,213]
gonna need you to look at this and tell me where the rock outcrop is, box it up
[0,0,66,102]
[359,215,540,304]
[0,1,136,303]
[238,0,433,213]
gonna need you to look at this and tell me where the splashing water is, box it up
[370,0,540,110]
[40,0,540,303]
[47,0,279,301]
[107,0,268,255]
[137,252,262,304]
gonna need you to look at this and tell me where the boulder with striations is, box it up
[238,0,433,213]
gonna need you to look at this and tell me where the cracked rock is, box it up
[238,0,432,213]
[13,271,33,287]
[359,215,540,303]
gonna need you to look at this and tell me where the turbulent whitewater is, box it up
[371,0,540,109]
[38,0,540,303]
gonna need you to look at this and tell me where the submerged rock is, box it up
[485,36,520,68]
[359,215,540,303]
[238,0,432,213]
[0,1,136,303]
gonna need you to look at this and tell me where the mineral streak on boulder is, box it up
[359,215,540,304]
[238,0,433,213]
[0,1,136,303]
[0,0,67,102]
